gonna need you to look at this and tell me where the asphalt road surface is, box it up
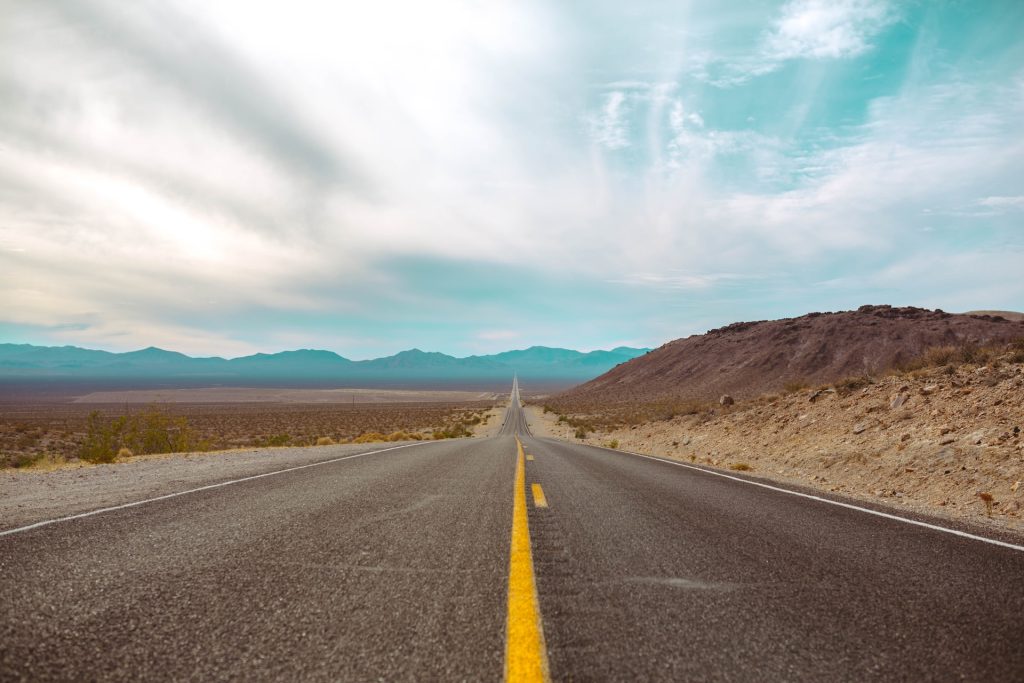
[2,378,1023,680]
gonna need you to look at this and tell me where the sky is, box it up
[1,0,1022,359]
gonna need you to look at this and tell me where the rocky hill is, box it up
[529,354,1024,532]
[558,306,1024,406]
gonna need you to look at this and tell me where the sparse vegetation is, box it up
[79,406,201,464]
[979,491,995,517]
[433,422,472,439]
[606,439,619,449]
[316,436,335,446]
[783,380,810,394]
[898,340,1024,373]
[1,400,495,468]
[729,462,752,471]
[259,433,292,447]
[832,375,875,395]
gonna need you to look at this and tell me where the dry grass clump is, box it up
[3,451,47,469]
[433,422,472,439]
[729,462,752,471]
[783,380,810,394]
[353,432,388,444]
[316,436,335,446]
[832,375,875,396]
[898,340,1024,373]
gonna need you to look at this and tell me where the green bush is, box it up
[80,406,199,463]
[260,433,292,447]
[4,451,47,469]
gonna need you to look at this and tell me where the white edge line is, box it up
[563,440,1024,554]
[0,442,426,539]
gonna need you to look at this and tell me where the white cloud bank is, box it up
[0,1,1021,355]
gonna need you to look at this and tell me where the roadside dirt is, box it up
[0,441,426,531]
[528,361,1024,533]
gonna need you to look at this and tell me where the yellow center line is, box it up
[531,483,548,509]
[506,437,550,682]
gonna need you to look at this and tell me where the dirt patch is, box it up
[529,360,1024,533]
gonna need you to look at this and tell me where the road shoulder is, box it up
[0,441,427,531]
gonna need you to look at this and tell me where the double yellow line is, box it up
[505,438,550,682]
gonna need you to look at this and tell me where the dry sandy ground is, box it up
[528,362,1024,533]
[0,441,429,531]
[471,402,507,439]
[74,387,501,404]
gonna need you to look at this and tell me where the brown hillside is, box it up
[560,305,1024,405]
[965,310,1024,321]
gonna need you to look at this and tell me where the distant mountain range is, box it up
[0,343,650,384]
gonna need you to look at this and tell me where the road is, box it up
[2,378,1023,680]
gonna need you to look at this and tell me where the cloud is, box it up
[588,91,631,149]
[609,272,755,291]
[976,196,1024,211]
[477,330,520,341]
[0,2,1020,355]
[765,0,896,61]
[692,0,897,86]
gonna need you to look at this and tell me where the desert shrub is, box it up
[80,411,122,463]
[729,462,752,471]
[80,407,198,463]
[260,433,292,447]
[433,422,471,439]
[899,340,1022,372]
[353,432,387,443]
[574,427,588,439]
[316,436,335,446]
[606,439,619,449]
[833,375,875,395]
[4,451,46,468]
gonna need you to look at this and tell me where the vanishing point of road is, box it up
[2,379,1023,680]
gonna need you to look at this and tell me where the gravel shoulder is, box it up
[0,441,428,531]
